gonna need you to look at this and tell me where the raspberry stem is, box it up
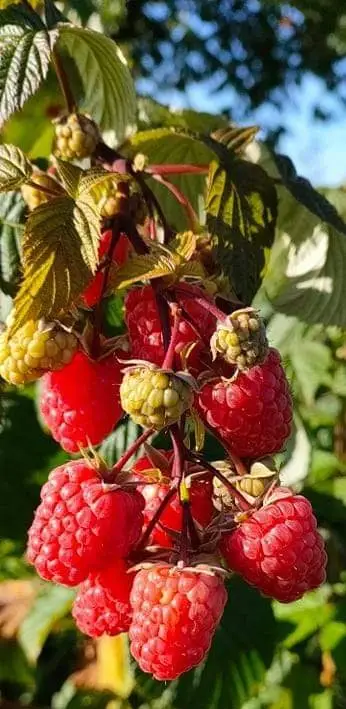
[162,308,182,370]
[170,424,186,482]
[135,485,178,550]
[91,219,121,356]
[146,164,209,176]
[51,47,76,114]
[152,173,199,232]
[26,180,61,198]
[187,453,252,511]
[110,428,154,477]
[154,287,171,352]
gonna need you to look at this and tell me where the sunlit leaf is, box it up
[0,144,32,191]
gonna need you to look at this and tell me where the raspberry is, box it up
[120,366,192,430]
[221,491,327,602]
[0,318,77,385]
[82,231,130,307]
[39,350,123,452]
[125,285,215,372]
[210,308,268,370]
[21,168,62,210]
[196,349,292,458]
[213,458,277,510]
[131,453,214,547]
[27,460,145,586]
[72,559,134,637]
[129,564,227,680]
[53,113,100,160]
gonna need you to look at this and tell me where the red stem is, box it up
[146,164,209,176]
[187,453,252,512]
[162,308,182,370]
[170,424,186,481]
[111,428,154,476]
[152,173,199,231]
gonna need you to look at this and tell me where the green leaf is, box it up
[172,577,277,709]
[0,5,56,127]
[273,587,332,649]
[251,145,346,326]
[128,128,214,231]
[137,98,229,134]
[0,639,34,686]
[52,681,115,709]
[57,24,136,146]
[19,583,75,663]
[0,190,25,299]
[12,194,99,333]
[279,414,311,488]
[99,418,143,467]
[290,340,333,405]
[206,157,277,303]
[0,143,33,191]
[0,390,67,543]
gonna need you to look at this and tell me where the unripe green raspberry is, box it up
[213,458,277,510]
[0,318,78,385]
[21,169,62,211]
[120,366,193,430]
[53,113,100,161]
[210,308,268,370]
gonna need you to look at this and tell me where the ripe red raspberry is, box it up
[129,564,227,680]
[125,285,215,372]
[221,491,327,602]
[195,348,292,458]
[39,350,123,453]
[72,559,134,637]
[82,231,130,307]
[27,460,144,586]
[131,453,214,547]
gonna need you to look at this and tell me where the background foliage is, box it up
[0,1,346,709]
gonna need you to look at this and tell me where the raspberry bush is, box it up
[1,1,345,707]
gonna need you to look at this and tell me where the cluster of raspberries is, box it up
[1,228,327,681]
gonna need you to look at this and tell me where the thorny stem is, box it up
[187,453,252,512]
[51,47,76,114]
[133,171,173,243]
[135,485,177,551]
[152,173,199,232]
[111,428,154,476]
[162,308,182,370]
[146,164,209,176]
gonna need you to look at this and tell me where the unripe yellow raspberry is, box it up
[210,307,268,370]
[120,366,193,430]
[0,319,78,385]
[212,458,277,510]
[53,113,100,161]
[21,169,62,211]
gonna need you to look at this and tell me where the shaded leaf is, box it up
[11,195,99,332]
[0,143,32,191]
[19,583,75,663]
[206,157,277,303]
[0,5,56,126]
[57,24,136,146]
[0,638,34,685]
[99,418,143,467]
[0,190,25,300]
